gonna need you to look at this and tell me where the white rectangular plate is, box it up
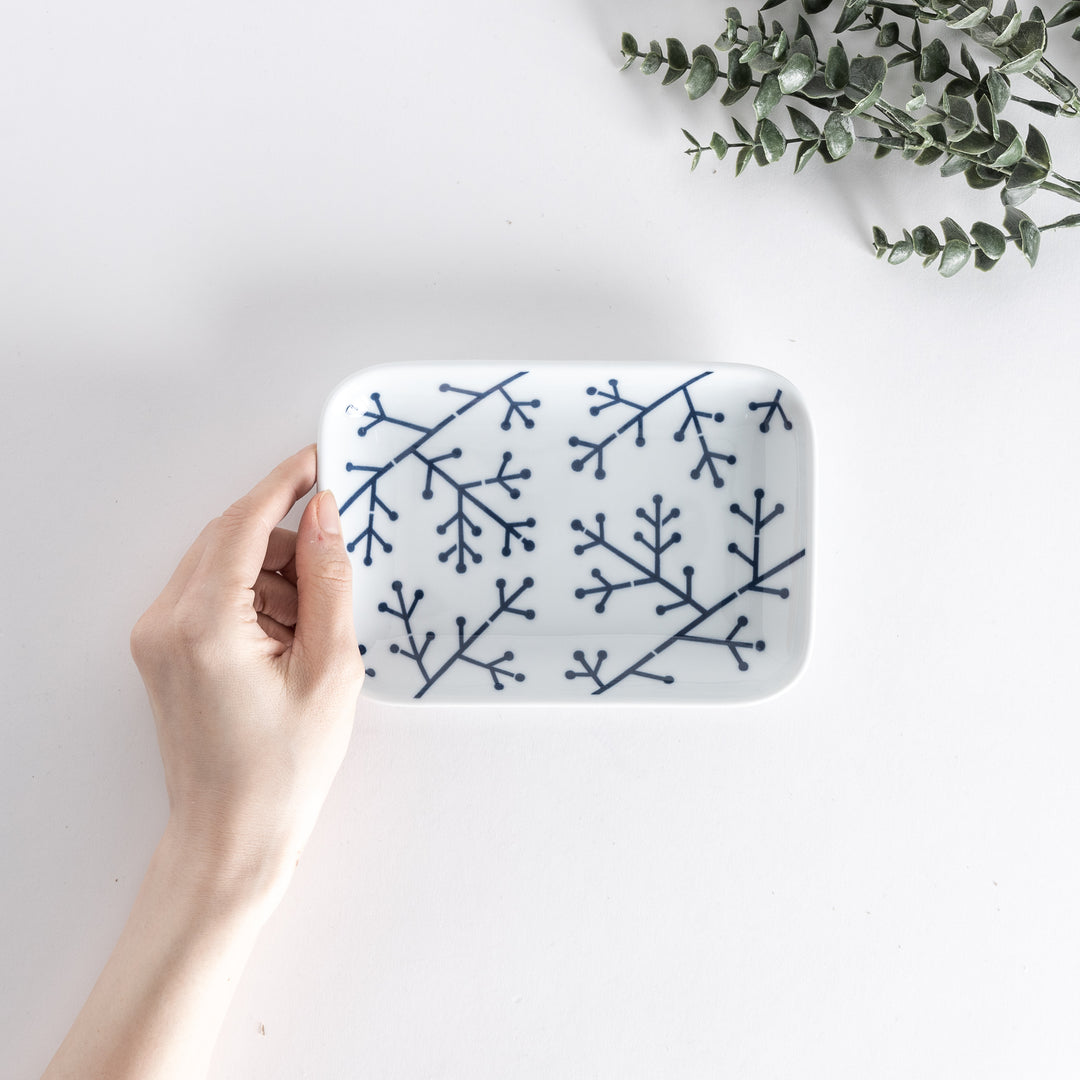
[318,362,812,705]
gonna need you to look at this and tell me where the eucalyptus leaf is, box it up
[778,51,815,93]
[997,49,1045,75]
[941,217,970,243]
[620,32,639,69]
[663,37,690,84]
[876,22,900,45]
[1019,217,1041,264]
[823,109,855,158]
[872,225,889,254]
[939,238,971,276]
[682,128,701,148]
[794,138,821,172]
[973,249,999,270]
[825,43,850,89]
[848,81,884,116]
[758,118,787,161]
[801,74,842,99]
[970,220,1007,257]
[960,44,981,82]
[727,49,752,92]
[976,95,999,138]
[948,5,989,28]
[835,0,870,33]
[990,134,1024,168]
[940,154,970,177]
[1025,124,1052,168]
[711,132,729,159]
[992,10,1023,44]
[986,69,1011,113]
[732,117,754,143]
[802,0,834,14]
[787,106,821,139]
[686,51,720,98]
[735,144,755,176]
[849,54,887,91]
[642,43,664,75]
[952,130,995,154]
[907,88,928,112]
[888,235,914,262]
[919,39,950,83]
[754,72,783,118]
[912,225,941,255]
[966,164,1003,188]
[1046,0,1080,25]
[1002,160,1048,204]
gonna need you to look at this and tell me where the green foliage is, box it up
[620,0,1080,273]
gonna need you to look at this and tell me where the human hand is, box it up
[130,445,364,915]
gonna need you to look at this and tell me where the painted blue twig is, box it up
[568,372,732,485]
[338,373,539,568]
[379,577,536,699]
[571,496,702,617]
[748,389,793,433]
[568,486,804,694]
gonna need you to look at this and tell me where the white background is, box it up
[3,1,1079,1076]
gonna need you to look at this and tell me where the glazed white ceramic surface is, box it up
[318,363,812,705]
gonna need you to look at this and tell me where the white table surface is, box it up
[4,2,1079,1076]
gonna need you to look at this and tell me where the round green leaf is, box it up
[888,236,914,263]
[641,42,663,75]
[1025,125,1052,169]
[919,39,950,83]
[686,53,719,99]
[823,110,854,159]
[939,239,972,276]
[912,225,941,256]
[970,221,1007,258]
[825,43,849,90]
[794,138,820,173]
[778,51,815,93]
[753,72,783,118]
[787,106,821,140]
[757,118,787,161]
[1019,218,1041,265]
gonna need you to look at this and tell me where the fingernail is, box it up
[317,491,341,536]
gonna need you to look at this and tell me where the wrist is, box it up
[157,815,298,928]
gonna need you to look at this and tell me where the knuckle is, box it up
[129,611,159,666]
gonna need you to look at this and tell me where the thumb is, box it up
[292,490,358,674]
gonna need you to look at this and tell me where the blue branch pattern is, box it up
[567,371,734,486]
[566,487,805,694]
[337,373,540,568]
[378,577,536,698]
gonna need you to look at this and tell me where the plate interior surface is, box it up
[318,363,811,705]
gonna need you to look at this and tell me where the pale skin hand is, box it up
[42,446,365,1080]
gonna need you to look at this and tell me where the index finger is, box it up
[197,445,318,592]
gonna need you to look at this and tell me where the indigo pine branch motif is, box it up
[568,371,734,486]
[337,373,540,570]
[748,389,794,433]
[378,577,536,698]
[566,488,805,695]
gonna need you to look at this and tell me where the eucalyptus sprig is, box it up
[620,0,1080,271]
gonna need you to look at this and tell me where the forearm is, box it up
[42,823,282,1080]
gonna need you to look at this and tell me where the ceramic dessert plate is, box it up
[317,362,812,705]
